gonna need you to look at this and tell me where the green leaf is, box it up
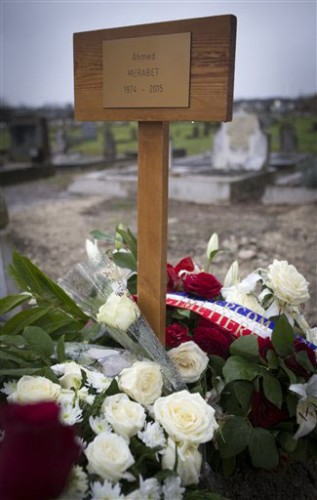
[248,427,279,470]
[279,431,298,453]
[266,349,279,370]
[262,373,283,409]
[23,326,54,359]
[0,367,43,377]
[112,251,137,272]
[0,349,30,364]
[223,356,260,384]
[233,380,254,414]
[127,274,137,295]
[218,416,252,458]
[222,456,236,477]
[0,335,25,347]
[295,350,315,373]
[209,355,225,377]
[286,392,298,417]
[279,358,297,384]
[0,306,53,336]
[105,378,120,396]
[0,294,29,315]
[230,335,259,361]
[271,315,294,357]
[9,252,88,322]
[116,226,138,259]
[90,229,114,242]
[56,335,66,363]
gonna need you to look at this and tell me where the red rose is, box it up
[284,339,317,380]
[193,318,235,358]
[174,256,195,276]
[249,391,288,428]
[183,272,222,300]
[258,337,275,362]
[166,257,195,292]
[166,322,191,348]
[167,264,182,292]
[0,402,81,500]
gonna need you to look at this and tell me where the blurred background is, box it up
[0,1,316,170]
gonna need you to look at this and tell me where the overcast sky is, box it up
[1,0,316,107]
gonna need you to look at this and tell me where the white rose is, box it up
[118,361,163,406]
[154,390,218,444]
[58,361,83,390]
[102,393,146,439]
[85,432,135,482]
[96,292,140,331]
[162,438,202,486]
[7,375,61,403]
[168,341,208,383]
[266,259,310,306]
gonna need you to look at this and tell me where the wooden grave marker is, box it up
[73,15,236,345]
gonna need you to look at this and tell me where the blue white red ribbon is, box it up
[166,292,316,350]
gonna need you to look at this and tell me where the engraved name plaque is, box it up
[102,32,191,108]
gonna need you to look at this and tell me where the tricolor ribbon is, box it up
[166,292,316,350]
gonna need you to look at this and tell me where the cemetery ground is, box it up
[2,172,317,499]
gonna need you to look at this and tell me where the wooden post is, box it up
[137,122,169,344]
[73,15,236,343]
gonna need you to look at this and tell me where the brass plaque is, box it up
[103,32,191,108]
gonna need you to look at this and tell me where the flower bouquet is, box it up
[0,225,316,499]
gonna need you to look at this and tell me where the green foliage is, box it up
[271,315,294,357]
[248,427,279,470]
[223,355,260,384]
[9,252,88,322]
[0,294,29,316]
[218,416,252,458]
[229,335,260,362]
[262,373,283,408]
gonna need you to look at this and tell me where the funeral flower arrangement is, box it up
[0,225,316,498]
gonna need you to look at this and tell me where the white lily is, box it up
[223,260,239,288]
[206,232,219,260]
[289,374,317,439]
[85,239,102,265]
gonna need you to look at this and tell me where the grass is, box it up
[1,114,316,158]
[267,115,317,154]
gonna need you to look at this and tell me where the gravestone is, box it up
[0,191,22,320]
[280,123,298,154]
[55,127,69,154]
[103,124,116,161]
[9,115,51,164]
[73,15,236,343]
[82,122,97,140]
[212,110,269,171]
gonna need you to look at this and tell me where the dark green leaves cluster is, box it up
[208,315,317,473]
[0,252,91,386]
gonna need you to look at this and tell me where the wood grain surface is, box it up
[74,15,236,122]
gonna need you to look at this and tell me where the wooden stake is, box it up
[137,122,169,345]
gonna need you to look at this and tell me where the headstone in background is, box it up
[9,115,51,164]
[0,190,22,320]
[212,110,269,171]
[55,127,69,154]
[103,124,116,161]
[82,122,97,141]
[280,123,298,154]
